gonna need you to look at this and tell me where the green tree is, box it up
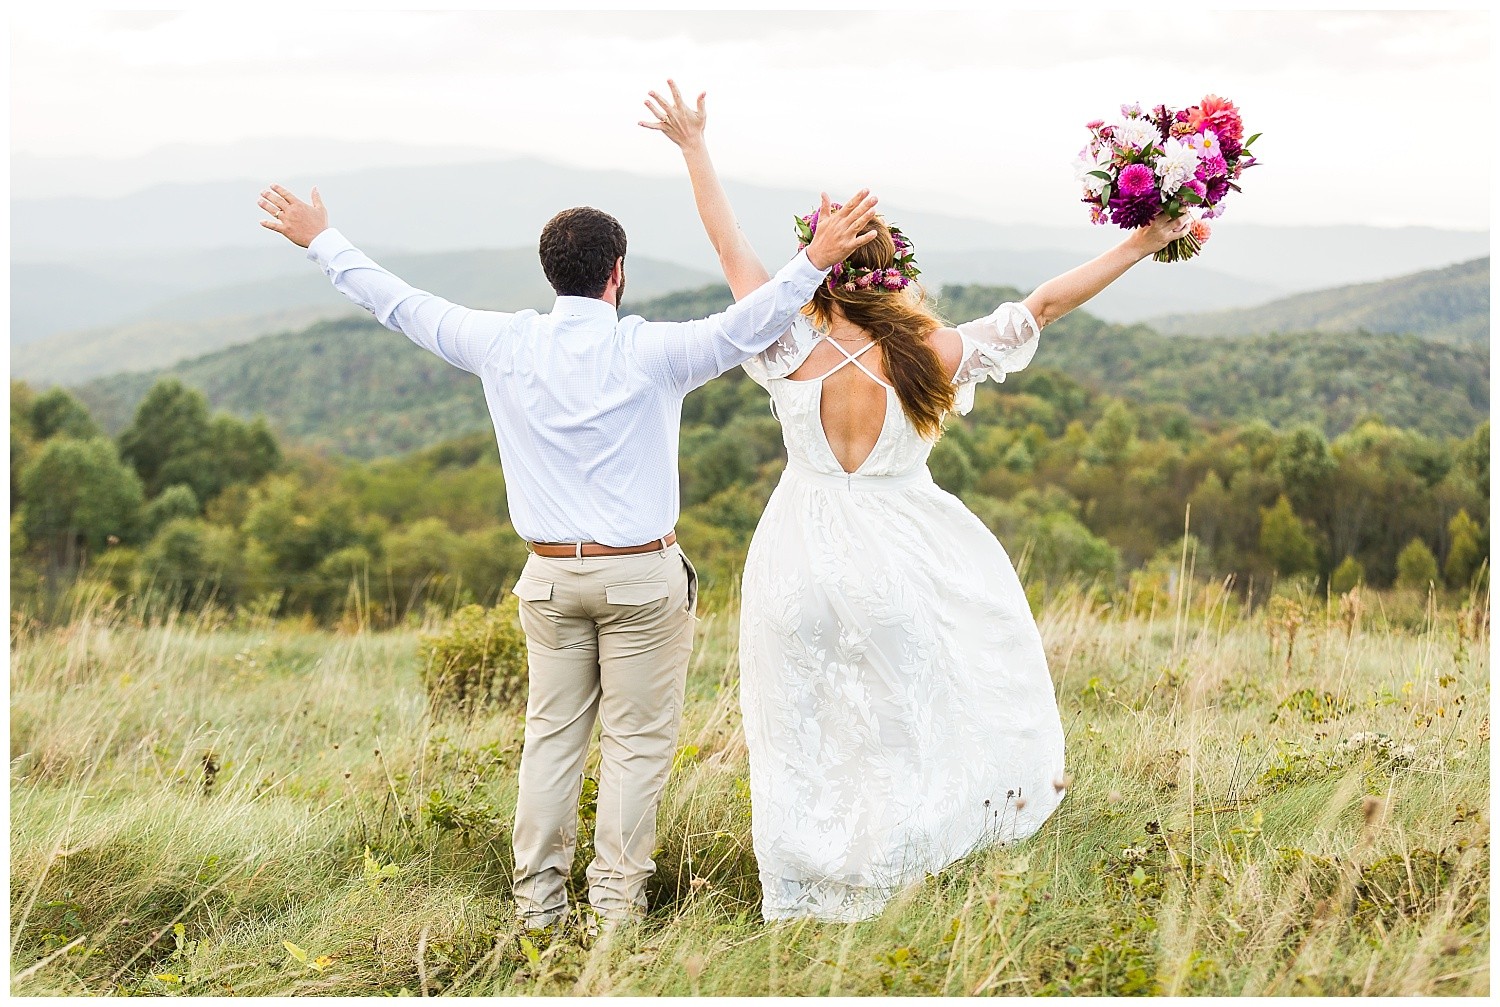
[118,378,213,498]
[144,484,202,534]
[1444,510,1483,589]
[136,518,245,610]
[1258,495,1318,577]
[29,388,101,441]
[929,438,976,495]
[1455,420,1488,495]
[1273,424,1334,511]
[19,437,145,563]
[1394,538,1439,590]
[384,517,463,612]
[1083,401,1137,466]
[1329,555,1365,594]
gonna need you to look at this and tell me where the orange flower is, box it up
[1187,93,1243,144]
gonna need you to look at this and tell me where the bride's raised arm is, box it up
[1022,212,1191,328]
[942,210,1192,409]
[640,80,771,300]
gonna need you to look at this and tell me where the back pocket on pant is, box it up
[604,581,669,606]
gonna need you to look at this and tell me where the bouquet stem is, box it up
[1153,232,1203,263]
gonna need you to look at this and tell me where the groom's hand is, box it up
[259,184,329,248]
[804,190,880,271]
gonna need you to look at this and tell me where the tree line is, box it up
[9,356,1488,625]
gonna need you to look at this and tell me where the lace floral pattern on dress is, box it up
[951,301,1041,415]
[737,300,1065,922]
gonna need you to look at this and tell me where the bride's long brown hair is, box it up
[802,216,953,440]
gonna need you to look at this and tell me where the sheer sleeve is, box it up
[741,315,823,389]
[950,301,1041,415]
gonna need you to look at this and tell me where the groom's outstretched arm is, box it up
[259,184,504,375]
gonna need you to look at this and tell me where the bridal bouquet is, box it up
[1076,95,1260,262]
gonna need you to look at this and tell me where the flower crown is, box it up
[794,204,921,293]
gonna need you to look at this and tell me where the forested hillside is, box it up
[72,284,1489,456]
[1150,257,1489,343]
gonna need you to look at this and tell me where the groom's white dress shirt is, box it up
[306,228,829,547]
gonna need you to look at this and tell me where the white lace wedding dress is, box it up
[737,301,1068,922]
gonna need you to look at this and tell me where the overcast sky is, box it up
[8,8,1492,230]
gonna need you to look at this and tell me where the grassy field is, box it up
[8,582,1490,996]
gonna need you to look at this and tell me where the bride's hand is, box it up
[639,79,707,151]
[1128,210,1194,256]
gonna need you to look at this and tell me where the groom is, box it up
[257,182,879,930]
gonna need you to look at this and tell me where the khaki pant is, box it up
[509,544,697,926]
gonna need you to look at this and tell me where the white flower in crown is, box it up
[1110,117,1160,152]
[1153,137,1202,196]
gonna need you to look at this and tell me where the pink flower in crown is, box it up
[854,270,875,289]
[881,269,905,290]
[843,281,858,292]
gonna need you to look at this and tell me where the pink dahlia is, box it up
[1118,163,1156,197]
[1197,154,1229,179]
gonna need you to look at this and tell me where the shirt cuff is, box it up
[305,227,353,265]
[783,248,831,284]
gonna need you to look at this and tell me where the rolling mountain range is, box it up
[12,152,1489,363]
[10,250,717,384]
[1149,257,1489,343]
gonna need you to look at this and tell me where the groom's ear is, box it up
[611,257,624,284]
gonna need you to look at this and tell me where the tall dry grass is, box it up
[8,581,1489,995]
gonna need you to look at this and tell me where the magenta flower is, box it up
[1109,191,1160,229]
[881,270,905,290]
[1118,163,1155,197]
[854,271,875,289]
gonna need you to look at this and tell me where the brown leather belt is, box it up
[528,530,677,558]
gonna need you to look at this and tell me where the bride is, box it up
[642,82,1191,921]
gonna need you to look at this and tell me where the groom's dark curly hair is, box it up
[538,207,628,298]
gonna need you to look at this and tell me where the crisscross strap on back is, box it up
[812,338,893,388]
